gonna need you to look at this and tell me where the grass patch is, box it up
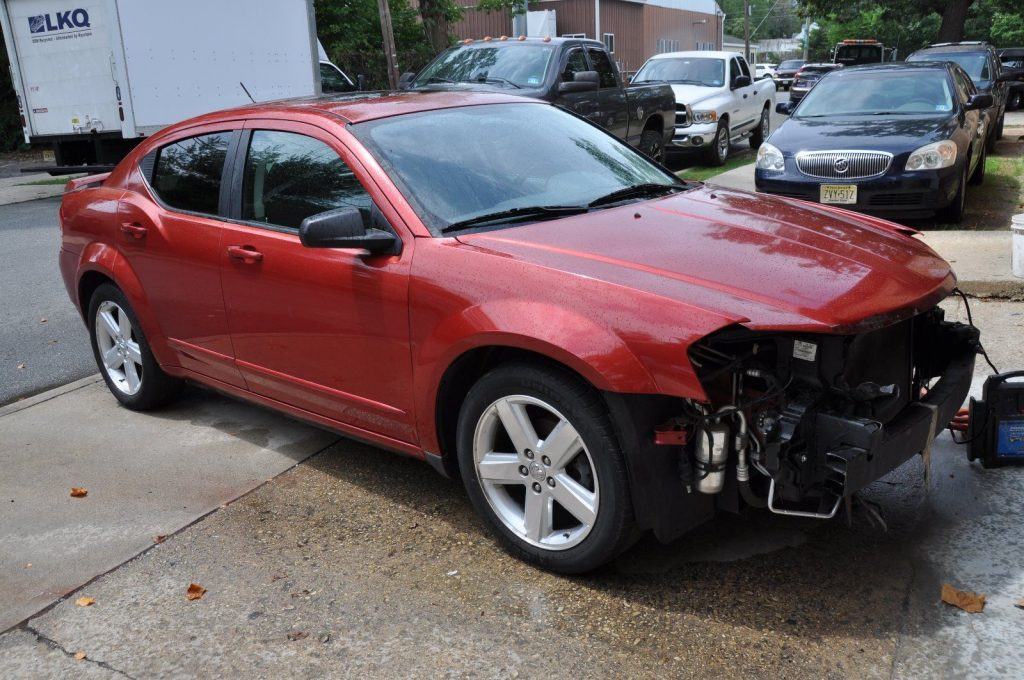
[17,176,74,186]
[675,150,755,182]
[929,149,1024,230]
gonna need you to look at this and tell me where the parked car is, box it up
[773,59,806,90]
[0,0,325,173]
[906,42,1012,152]
[755,63,777,80]
[632,51,776,166]
[758,62,991,223]
[400,37,674,162]
[317,41,360,94]
[997,48,1024,110]
[60,91,978,573]
[789,63,843,105]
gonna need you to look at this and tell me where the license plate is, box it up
[820,184,857,204]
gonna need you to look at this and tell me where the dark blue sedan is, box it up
[755,62,991,223]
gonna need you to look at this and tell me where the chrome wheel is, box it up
[717,126,730,162]
[473,395,599,550]
[760,110,770,139]
[94,300,143,395]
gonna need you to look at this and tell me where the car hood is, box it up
[770,115,956,155]
[669,83,722,107]
[456,185,954,334]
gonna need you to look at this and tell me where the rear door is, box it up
[118,124,245,387]
[1,0,119,137]
[216,120,417,444]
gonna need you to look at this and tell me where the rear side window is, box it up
[151,132,232,215]
[241,130,372,230]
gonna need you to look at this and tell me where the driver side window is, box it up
[241,130,372,230]
[561,48,588,83]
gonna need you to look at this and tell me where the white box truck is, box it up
[0,0,324,172]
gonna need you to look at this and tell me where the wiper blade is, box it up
[587,183,682,208]
[440,205,588,233]
[426,76,454,84]
[477,76,521,89]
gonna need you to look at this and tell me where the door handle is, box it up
[120,222,147,239]
[226,245,263,264]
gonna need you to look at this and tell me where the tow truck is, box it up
[832,39,896,66]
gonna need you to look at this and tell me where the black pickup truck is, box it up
[400,38,675,162]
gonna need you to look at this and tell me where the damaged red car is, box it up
[59,92,979,573]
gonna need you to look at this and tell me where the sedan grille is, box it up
[795,150,893,180]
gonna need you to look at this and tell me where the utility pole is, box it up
[377,0,399,89]
[802,17,810,60]
[743,0,750,64]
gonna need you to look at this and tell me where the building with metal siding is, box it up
[449,0,723,76]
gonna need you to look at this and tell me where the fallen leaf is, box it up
[24,563,31,569]
[1015,598,1024,610]
[40,317,47,323]
[941,583,985,613]
[75,597,95,607]
[17,363,25,370]
[70,487,88,498]
[153,535,166,544]
[287,631,308,641]
[73,651,86,661]
[186,583,207,601]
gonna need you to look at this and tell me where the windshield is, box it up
[633,57,725,87]
[778,60,804,70]
[909,52,989,80]
[413,44,555,88]
[834,44,883,64]
[351,103,681,234]
[797,69,954,116]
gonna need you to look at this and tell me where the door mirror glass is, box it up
[965,93,993,110]
[299,207,397,254]
[732,74,752,89]
[559,70,599,93]
[776,101,794,115]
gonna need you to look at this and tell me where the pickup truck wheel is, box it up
[749,106,770,149]
[703,122,730,167]
[456,363,636,574]
[639,129,665,164]
[1010,91,1023,111]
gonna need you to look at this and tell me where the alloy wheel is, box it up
[760,110,770,139]
[717,127,730,162]
[94,300,144,395]
[472,395,599,550]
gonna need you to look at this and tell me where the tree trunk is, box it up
[935,0,974,43]
[418,0,450,54]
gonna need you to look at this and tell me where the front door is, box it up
[118,125,245,388]
[585,47,629,139]
[217,121,417,444]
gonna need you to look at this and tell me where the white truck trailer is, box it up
[0,0,323,172]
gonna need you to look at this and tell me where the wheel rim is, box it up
[95,300,143,396]
[649,141,664,164]
[473,395,599,551]
[761,110,770,139]
[717,127,729,160]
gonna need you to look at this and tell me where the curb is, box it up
[0,374,102,419]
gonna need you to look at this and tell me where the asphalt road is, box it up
[0,197,95,405]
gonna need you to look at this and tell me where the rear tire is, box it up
[88,283,183,411]
[703,121,729,167]
[456,363,636,574]
[1009,91,1023,111]
[749,106,770,149]
[639,129,665,165]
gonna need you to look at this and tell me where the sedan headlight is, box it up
[906,140,957,171]
[691,110,718,124]
[755,142,785,171]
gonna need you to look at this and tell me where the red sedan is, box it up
[59,92,978,573]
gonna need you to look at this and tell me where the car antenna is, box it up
[239,82,256,103]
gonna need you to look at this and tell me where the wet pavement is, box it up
[0,300,1022,678]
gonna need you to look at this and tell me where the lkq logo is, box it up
[28,8,90,35]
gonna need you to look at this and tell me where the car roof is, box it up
[170,91,534,129]
[649,50,736,60]
[841,61,951,73]
[455,36,603,48]
[911,43,993,55]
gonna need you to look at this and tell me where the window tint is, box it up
[730,57,742,83]
[562,48,588,82]
[586,47,618,88]
[151,132,232,215]
[241,130,371,230]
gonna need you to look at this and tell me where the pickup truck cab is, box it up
[401,37,675,162]
[632,51,776,166]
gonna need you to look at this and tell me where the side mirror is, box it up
[299,207,398,255]
[732,74,752,89]
[965,93,994,111]
[398,72,416,90]
[356,73,367,91]
[559,70,599,93]
[776,101,793,115]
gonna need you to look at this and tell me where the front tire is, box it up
[456,363,635,574]
[88,283,182,411]
[703,121,730,167]
[639,129,665,165]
